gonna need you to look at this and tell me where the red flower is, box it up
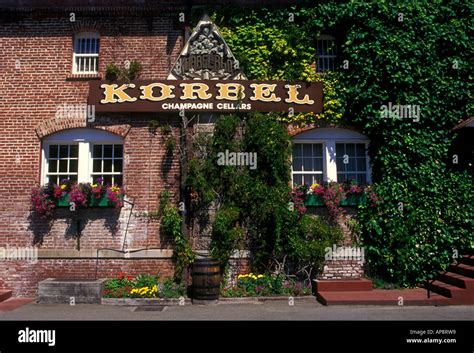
[126,276,134,281]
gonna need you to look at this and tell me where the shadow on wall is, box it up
[28,208,121,246]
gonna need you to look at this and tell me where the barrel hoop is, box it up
[192,271,221,275]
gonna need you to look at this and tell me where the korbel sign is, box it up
[88,80,323,113]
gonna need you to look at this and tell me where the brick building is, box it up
[0,1,371,296]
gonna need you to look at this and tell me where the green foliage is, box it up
[103,274,186,298]
[193,2,472,286]
[279,212,344,277]
[161,203,195,282]
[105,60,142,81]
[221,273,312,297]
[211,206,243,269]
[160,278,187,298]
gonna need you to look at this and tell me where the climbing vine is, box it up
[192,1,473,286]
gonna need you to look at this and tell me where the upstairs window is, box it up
[316,34,337,72]
[73,32,100,74]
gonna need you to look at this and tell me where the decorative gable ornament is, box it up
[168,14,246,80]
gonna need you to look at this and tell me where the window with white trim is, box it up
[73,32,100,74]
[336,143,367,184]
[46,144,79,184]
[91,144,123,185]
[291,128,371,186]
[42,129,123,186]
[292,143,324,185]
[316,34,337,72]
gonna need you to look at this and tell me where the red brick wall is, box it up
[0,12,184,296]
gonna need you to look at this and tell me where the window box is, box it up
[56,193,123,208]
[304,194,325,206]
[304,193,366,206]
[340,193,367,206]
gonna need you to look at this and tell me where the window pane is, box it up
[59,160,68,172]
[357,158,367,171]
[302,158,312,171]
[103,144,113,158]
[93,145,102,158]
[336,157,344,171]
[356,144,365,157]
[293,158,302,172]
[93,159,101,173]
[314,158,323,171]
[345,144,355,157]
[70,145,78,158]
[347,156,356,170]
[292,144,302,158]
[103,175,112,185]
[114,175,123,186]
[59,145,69,158]
[49,175,58,184]
[114,159,123,173]
[114,145,123,158]
[336,143,344,156]
[49,145,58,158]
[302,144,312,156]
[59,175,69,182]
[313,144,322,156]
[103,159,112,172]
[69,175,78,183]
[48,160,57,173]
[357,174,367,184]
[69,159,78,173]
[293,174,302,186]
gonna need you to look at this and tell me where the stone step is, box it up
[0,290,12,303]
[38,278,106,304]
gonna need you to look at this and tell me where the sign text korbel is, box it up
[88,80,323,113]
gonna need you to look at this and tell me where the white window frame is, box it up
[291,128,372,185]
[72,32,100,74]
[316,34,337,73]
[41,129,123,185]
[89,143,124,185]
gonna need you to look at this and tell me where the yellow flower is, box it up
[257,275,264,278]
[110,185,121,193]
[91,184,97,188]
[60,184,66,190]
[311,183,319,188]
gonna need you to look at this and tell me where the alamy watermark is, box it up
[380,102,420,122]
[55,103,95,122]
[0,246,38,263]
[324,244,365,262]
[217,149,257,170]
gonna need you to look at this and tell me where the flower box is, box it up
[340,193,367,206]
[304,194,325,206]
[304,193,367,207]
[56,193,123,207]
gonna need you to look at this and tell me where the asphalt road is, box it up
[1,298,473,321]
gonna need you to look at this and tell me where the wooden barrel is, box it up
[192,258,221,300]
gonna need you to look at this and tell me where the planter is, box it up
[304,194,325,206]
[304,193,367,207]
[56,193,123,207]
[340,193,367,206]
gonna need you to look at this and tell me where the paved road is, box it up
[1,298,473,320]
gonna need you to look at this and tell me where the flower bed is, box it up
[102,274,186,299]
[31,178,124,218]
[221,273,312,297]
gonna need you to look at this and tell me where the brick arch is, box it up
[286,121,364,138]
[35,116,131,139]
[69,20,103,34]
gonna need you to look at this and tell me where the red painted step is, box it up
[437,272,474,289]
[460,254,474,267]
[313,279,373,292]
[449,263,474,278]
[0,290,12,303]
[317,289,451,306]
